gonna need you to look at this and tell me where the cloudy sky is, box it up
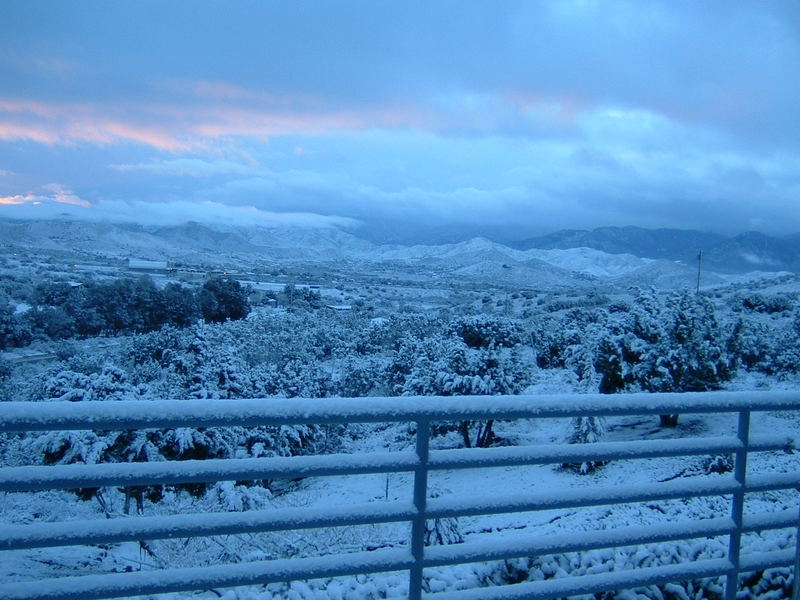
[1,1,798,242]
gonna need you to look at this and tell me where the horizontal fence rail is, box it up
[0,391,799,600]
[4,391,800,431]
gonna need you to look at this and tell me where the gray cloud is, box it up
[3,2,797,142]
[1,1,798,242]
[111,158,261,178]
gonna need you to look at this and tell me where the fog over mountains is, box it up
[514,226,800,274]
[2,218,798,288]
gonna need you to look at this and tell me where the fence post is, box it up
[409,419,431,600]
[792,497,800,600]
[726,410,750,600]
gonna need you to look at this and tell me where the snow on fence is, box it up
[1,391,800,600]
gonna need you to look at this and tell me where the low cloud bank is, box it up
[0,196,359,230]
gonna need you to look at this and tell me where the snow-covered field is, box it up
[2,375,800,600]
[2,230,800,599]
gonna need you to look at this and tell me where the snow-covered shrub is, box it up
[337,355,392,397]
[559,337,609,473]
[702,454,733,474]
[0,293,33,348]
[654,291,732,393]
[726,319,769,372]
[277,358,333,399]
[741,293,795,314]
[561,413,607,474]
[485,536,795,600]
[198,276,250,323]
[449,315,526,349]
[29,340,331,502]
[39,363,136,404]
[770,313,800,376]
[0,356,12,401]
[399,333,531,447]
[590,290,735,427]
[210,481,274,512]
[0,355,11,381]
[425,489,464,546]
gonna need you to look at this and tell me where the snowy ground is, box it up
[2,375,800,600]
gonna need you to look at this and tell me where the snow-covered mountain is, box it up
[362,237,711,287]
[0,219,180,260]
[0,219,375,264]
[525,247,653,278]
[513,226,800,274]
[0,217,761,288]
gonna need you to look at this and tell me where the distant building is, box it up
[326,304,353,311]
[128,259,169,273]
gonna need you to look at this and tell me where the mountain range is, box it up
[512,226,800,274]
[1,219,797,291]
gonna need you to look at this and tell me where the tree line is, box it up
[0,275,250,348]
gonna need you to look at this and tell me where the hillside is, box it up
[0,218,792,289]
[513,226,800,274]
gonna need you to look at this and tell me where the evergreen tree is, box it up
[563,416,607,474]
[639,291,730,426]
[0,293,31,348]
[199,276,250,323]
[773,311,800,375]
[400,333,530,448]
[562,338,607,474]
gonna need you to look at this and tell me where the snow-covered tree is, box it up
[338,355,392,397]
[639,292,731,426]
[591,290,733,427]
[562,415,607,474]
[198,276,250,323]
[400,332,531,448]
[449,315,525,349]
[772,312,800,376]
[561,335,607,473]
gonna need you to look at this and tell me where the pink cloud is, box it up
[0,92,433,151]
[0,185,89,208]
[0,194,38,205]
[5,77,575,154]
[0,76,436,151]
[0,100,201,151]
[42,184,92,208]
[0,122,60,145]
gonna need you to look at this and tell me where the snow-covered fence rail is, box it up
[1,390,800,600]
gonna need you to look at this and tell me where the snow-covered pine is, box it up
[400,330,531,448]
[562,340,607,474]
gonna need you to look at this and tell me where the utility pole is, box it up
[696,250,702,294]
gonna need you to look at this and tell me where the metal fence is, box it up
[1,391,800,600]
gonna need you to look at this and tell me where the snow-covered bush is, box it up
[562,415,607,474]
[425,490,464,546]
[591,290,735,427]
[702,453,733,474]
[741,293,795,314]
[449,315,526,349]
[337,355,392,397]
[198,276,251,323]
[399,333,531,447]
[487,537,793,600]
